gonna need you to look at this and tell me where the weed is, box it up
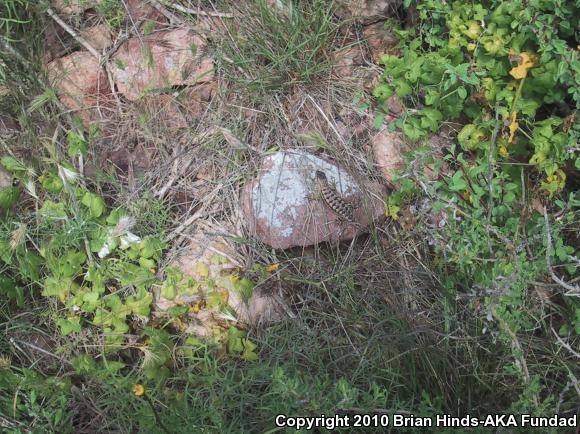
[219,0,339,92]
[375,0,580,415]
[97,0,125,29]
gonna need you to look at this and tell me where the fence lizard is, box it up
[310,170,356,223]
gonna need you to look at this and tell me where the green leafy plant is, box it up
[0,149,165,350]
[96,0,125,29]
[377,1,578,194]
[375,0,579,411]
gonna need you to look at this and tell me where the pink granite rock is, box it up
[371,129,409,185]
[47,51,114,126]
[241,150,386,249]
[109,28,213,101]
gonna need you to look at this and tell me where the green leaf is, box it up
[168,306,189,317]
[160,281,177,300]
[0,239,13,264]
[103,360,125,373]
[81,192,106,218]
[241,338,258,361]
[138,238,165,260]
[39,200,67,220]
[402,118,425,142]
[139,257,156,270]
[0,156,26,174]
[227,326,246,353]
[126,287,153,317]
[394,80,412,97]
[0,276,24,306]
[0,186,20,209]
[373,112,385,129]
[86,265,106,293]
[372,83,394,100]
[425,89,440,105]
[117,262,155,290]
[106,208,128,226]
[52,250,86,278]
[67,131,88,158]
[57,317,82,335]
[17,250,43,281]
[420,108,442,132]
[81,290,101,312]
[42,277,78,302]
[41,172,63,193]
[71,354,98,374]
[449,171,467,191]
[233,277,254,302]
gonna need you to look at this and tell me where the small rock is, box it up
[80,24,112,52]
[373,129,449,186]
[384,95,404,115]
[363,70,381,91]
[371,129,409,185]
[51,0,98,15]
[109,28,213,101]
[126,0,168,28]
[155,226,281,335]
[334,45,364,78]
[47,51,114,125]
[104,143,154,178]
[240,150,386,249]
[362,21,399,62]
[180,81,216,119]
[335,0,402,22]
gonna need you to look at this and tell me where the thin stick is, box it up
[158,0,234,18]
[166,183,224,241]
[551,327,580,359]
[491,305,539,408]
[45,7,100,59]
[149,0,185,24]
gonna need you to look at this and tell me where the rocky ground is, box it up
[16,0,437,337]
[0,5,447,427]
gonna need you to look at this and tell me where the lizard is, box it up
[309,170,357,224]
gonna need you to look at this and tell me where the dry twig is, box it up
[158,0,234,18]
[45,7,100,59]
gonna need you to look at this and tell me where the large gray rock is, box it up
[241,150,386,249]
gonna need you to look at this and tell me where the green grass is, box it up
[219,0,339,92]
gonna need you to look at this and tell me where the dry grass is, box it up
[6,1,567,431]
[4,0,439,364]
